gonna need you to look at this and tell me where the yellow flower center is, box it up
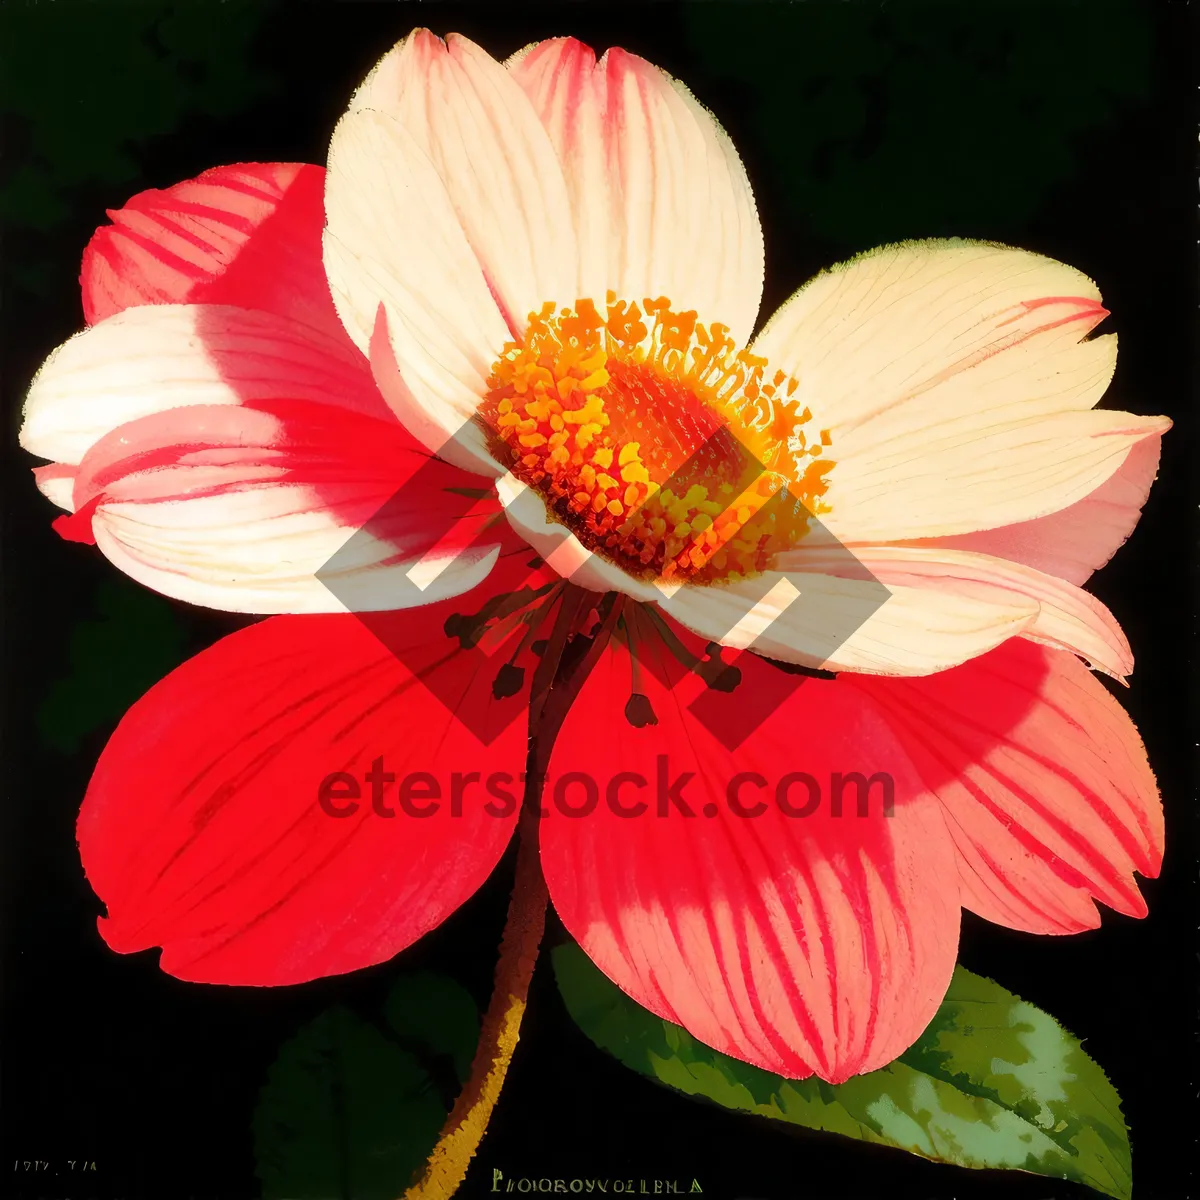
[479,295,834,584]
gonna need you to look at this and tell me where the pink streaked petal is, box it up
[21,302,391,467]
[754,242,1112,439]
[851,640,1162,935]
[32,462,77,511]
[72,400,508,614]
[82,162,346,339]
[79,589,535,985]
[822,399,1166,546]
[508,37,764,344]
[658,567,1038,677]
[328,28,575,349]
[323,104,511,462]
[776,543,1133,679]
[913,435,1163,586]
[367,304,504,478]
[751,240,1169,540]
[542,625,959,1082]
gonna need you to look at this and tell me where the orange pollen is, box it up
[479,295,835,584]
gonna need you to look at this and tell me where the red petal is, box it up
[541,624,960,1082]
[79,568,544,984]
[853,640,1162,934]
[51,498,99,545]
[81,162,340,336]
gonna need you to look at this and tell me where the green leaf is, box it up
[384,971,481,1085]
[553,943,1130,1199]
[253,1005,445,1200]
[37,578,188,753]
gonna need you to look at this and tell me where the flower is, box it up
[20,31,1164,1084]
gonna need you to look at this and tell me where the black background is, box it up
[1,2,1195,1198]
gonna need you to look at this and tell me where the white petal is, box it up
[915,434,1162,585]
[32,464,76,511]
[348,30,578,330]
[508,37,763,343]
[495,473,663,602]
[91,504,499,619]
[777,543,1133,679]
[826,406,1167,542]
[72,402,503,615]
[20,303,384,465]
[366,303,504,477]
[323,101,511,462]
[751,239,1167,540]
[659,568,1038,677]
[91,500,500,615]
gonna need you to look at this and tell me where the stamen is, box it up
[480,297,835,584]
[445,581,559,653]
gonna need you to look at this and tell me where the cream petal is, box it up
[32,463,77,511]
[658,568,1038,676]
[751,239,1167,540]
[323,102,512,464]
[366,304,505,478]
[333,28,577,334]
[777,543,1132,679]
[92,503,500,615]
[72,402,503,615]
[495,473,663,602]
[914,434,1162,585]
[508,37,763,344]
[826,407,1167,542]
[20,303,385,466]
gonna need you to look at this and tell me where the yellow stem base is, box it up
[403,806,548,1200]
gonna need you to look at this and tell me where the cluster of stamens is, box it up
[480,294,834,584]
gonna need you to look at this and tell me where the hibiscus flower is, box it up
[21,26,1164,1111]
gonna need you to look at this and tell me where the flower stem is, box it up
[402,801,547,1200]
[403,588,620,1200]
